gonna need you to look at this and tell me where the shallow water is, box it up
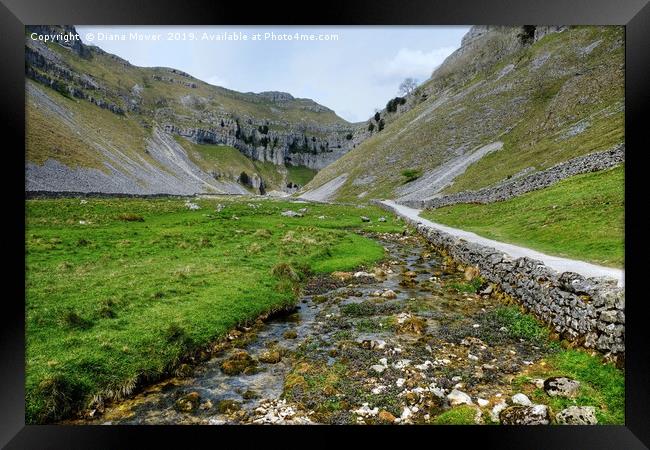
[71,233,554,425]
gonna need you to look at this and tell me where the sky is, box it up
[76,26,470,123]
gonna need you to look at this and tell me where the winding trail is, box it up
[381,200,624,287]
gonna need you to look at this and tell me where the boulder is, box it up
[283,329,298,339]
[378,410,396,423]
[258,349,282,364]
[220,350,256,375]
[543,377,581,398]
[174,391,201,412]
[281,210,303,217]
[499,404,550,425]
[216,399,242,414]
[556,406,598,425]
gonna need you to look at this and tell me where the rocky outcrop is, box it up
[164,121,362,170]
[405,145,624,209]
[377,201,625,361]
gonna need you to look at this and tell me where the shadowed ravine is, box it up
[66,233,596,425]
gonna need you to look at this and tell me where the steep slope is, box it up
[25,25,365,194]
[301,26,624,202]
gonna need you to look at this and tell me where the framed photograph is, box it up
[2,0,648,447]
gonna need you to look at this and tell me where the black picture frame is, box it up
[2,0,648,448]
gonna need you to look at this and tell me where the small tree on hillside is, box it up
[399,77,418,96]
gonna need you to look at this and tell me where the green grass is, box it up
[286,164,317,187]
[422,166,624,267]
[449,277,484,294]
[401,169,422,183]
[433,405,477,424]
[492,304,624,424]
[25,197,402,423]
[484,306,555,346]
[513,349,624,424]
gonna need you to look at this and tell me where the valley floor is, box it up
[25,196,623,426]
[67,232,623,426]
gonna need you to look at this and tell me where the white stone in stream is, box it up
[396,312,411,324]
[393,359,411,370]
[512,393,533,406]
[396,378,406,387]
[400,406,413,421]
[354,271,374,278]
[379,357,388,366]
[371,365,386,374]
[447,389,473,406]
[353,403,379,417]
[491,400,508,422]
[477,398,490,407]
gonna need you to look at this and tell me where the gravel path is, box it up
[382,200,624,287]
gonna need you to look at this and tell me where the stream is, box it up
[70,232,556,425]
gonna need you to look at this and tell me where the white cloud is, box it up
[379,46,457,80]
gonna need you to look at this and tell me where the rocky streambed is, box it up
[68,233,596,425]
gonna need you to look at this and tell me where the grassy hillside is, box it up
[422,166,624,267]
[304,26,624,202]
[25,27,356,194]
[25,197,402,424]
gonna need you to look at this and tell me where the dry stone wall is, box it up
[377,202,625,360]
[404,145,624,209]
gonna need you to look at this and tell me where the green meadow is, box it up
[25,197,401,423]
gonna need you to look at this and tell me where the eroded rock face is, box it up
[556,406,598,425]
[499,404,550,425]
